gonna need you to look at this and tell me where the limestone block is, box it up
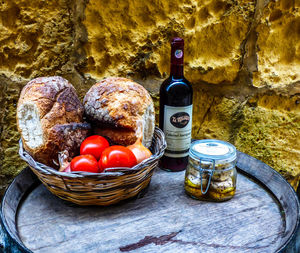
[0,76,26,196]
[0,0,73,79]
[192,89,300,189]
[253,0,300,88]
[192,88,239,141]
[235,94,300,189]
[83,0,254,84]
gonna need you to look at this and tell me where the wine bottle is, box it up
[159,37,193,172]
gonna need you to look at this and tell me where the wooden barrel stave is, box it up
[237,151,300,252]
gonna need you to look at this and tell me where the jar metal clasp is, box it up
[198,158,216,194]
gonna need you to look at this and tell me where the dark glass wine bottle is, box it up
[159,37,193,172]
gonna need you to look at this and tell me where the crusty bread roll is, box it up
[83,77,155,147]
[17,76,91,167]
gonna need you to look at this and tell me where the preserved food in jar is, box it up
[184,140,237,201]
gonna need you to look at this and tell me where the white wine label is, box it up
[163,105,193,158]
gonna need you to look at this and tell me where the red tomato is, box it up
[100,146,137,170]
[80,135,109,160]
[70,154,99,173]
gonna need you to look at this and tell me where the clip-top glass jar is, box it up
[184,139,237,202]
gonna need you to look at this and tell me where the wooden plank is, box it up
[17,168,284,253]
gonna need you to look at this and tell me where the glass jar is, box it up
[184,139,237,202]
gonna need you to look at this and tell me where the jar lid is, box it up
[189,139,236,164]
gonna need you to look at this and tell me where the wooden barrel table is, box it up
[1,151,299,252]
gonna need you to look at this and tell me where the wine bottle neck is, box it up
[170,64,183,78]
[170,37,184,78]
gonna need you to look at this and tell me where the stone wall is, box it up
[0,0,299,196]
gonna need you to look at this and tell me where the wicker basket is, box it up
[19,127,166,206]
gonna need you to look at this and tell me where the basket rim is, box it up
[19,126,166,179]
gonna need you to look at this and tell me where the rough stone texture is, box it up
[83,0,254,84]
[192,89,300,189]
[235,94,300,187]
[0,0,72,79]
[0,0,300,197]
[0,75,25,195]
[253,0,300,88]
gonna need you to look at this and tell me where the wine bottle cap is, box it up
[171,37,184,45]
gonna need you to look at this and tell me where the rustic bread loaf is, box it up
[83,77,155,147]
[17,76,91,167]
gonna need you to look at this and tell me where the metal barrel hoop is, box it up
[0,223,5,250]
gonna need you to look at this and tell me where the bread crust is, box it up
[18,76,84,128]
[84,77,155,147]
[33,123,91,167]
[84,77,152,130]
[17,76,88,167]
[93,127,136,146]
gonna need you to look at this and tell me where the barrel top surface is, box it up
[1,151,299,253]
[17,169,283,253]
